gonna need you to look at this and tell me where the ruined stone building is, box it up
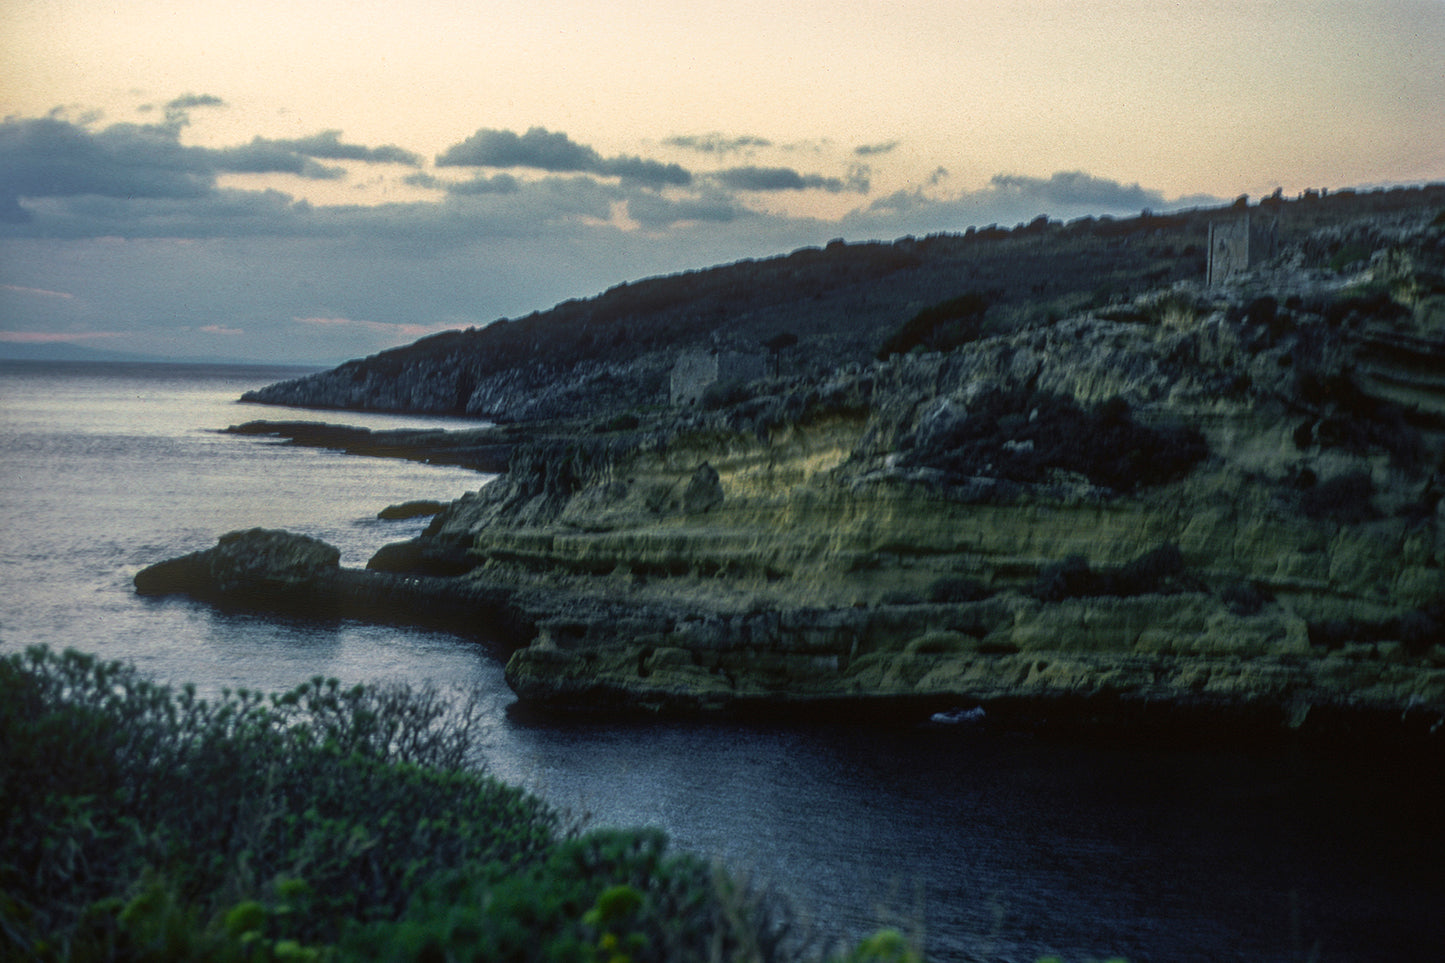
[1207,214,1278,286]
[670,350,767,406]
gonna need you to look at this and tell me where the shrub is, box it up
[344,829,798,963]
[0,647,797,962]
[599,411,641,432]
[1033,545,1188,601]
[1327,243,1374,274]
[904,389,1208,492]
[1295,369,1425,469]
[1300,471,1375,523]
[0,649,554,950]
[1322,289,1410,327]
[877,292,991,359]
[701,379,754,410]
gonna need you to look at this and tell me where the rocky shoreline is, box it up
[140,193,1445,742]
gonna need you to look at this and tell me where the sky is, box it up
[2,1,1442,364]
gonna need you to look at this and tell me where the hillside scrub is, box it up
[876,292,991,359]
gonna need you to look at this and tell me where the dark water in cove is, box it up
[2,360,1442,962]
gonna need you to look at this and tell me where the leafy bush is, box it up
[877,292,991,359]
[1326,243,1374,274]
[344,829,797,963]
[1295,370,1425,469]
[0,647,797,962]
[1322,289,1410,327]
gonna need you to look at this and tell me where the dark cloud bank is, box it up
[436,126,689,188]
[1,112,1209,237]
[0,109,1222,361]
[0,114,419,225]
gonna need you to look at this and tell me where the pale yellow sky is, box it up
[2,0,1443,361]
[6,0,1442,198]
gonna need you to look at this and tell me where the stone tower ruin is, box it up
[670,350,767,406]
[1208,213,1278,286]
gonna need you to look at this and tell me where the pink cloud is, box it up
[293,316,453,338]
[2,284,76,300]
[0,330,123,343]
[200,324,244,336]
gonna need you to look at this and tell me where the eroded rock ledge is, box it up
[140,210,1445,740]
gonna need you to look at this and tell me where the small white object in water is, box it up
[930,706,985,725]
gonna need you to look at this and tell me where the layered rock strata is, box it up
[140,210,1445,736]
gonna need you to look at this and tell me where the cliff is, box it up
[144,189,1445,736]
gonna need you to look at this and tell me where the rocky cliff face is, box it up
[146,194,1445,735]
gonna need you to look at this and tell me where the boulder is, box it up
[681,462,724,514]
[136,528,340,609]
[377,500,447,520]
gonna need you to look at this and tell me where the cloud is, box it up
[2,283,74,299]
[1,104,1234,363]
[1,110,1216,255]
[437,127,597,171]
[625,191,744,228]
[0,117,213,221]
[437,126,691,187]
[264,130,421,167]
[0,330,124,343]
[162,94,226,128]
[166,94,226,112]
[437,173,522,195]
[854,140,899,157]
[712,165,866,193]
[214,138,347,179]
[599,155,691,187]
[294,315,454,339]
[987,171,1166,211]
[840,170,1221,239]
[664,133,773,154]
[0,115,438,225]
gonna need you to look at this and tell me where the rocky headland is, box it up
[142,187,1445,739]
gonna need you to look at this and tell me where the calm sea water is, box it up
[2,360,1441,962]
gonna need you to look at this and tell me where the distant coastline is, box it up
[0,340,334,368]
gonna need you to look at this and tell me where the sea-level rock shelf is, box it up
[141,190,1445,740]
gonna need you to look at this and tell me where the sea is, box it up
[1,359,1442,963]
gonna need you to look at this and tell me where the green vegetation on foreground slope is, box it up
[1,646,833,962]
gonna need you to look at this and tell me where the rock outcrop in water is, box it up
[144,188,1445,735]
[135,529,341,608]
